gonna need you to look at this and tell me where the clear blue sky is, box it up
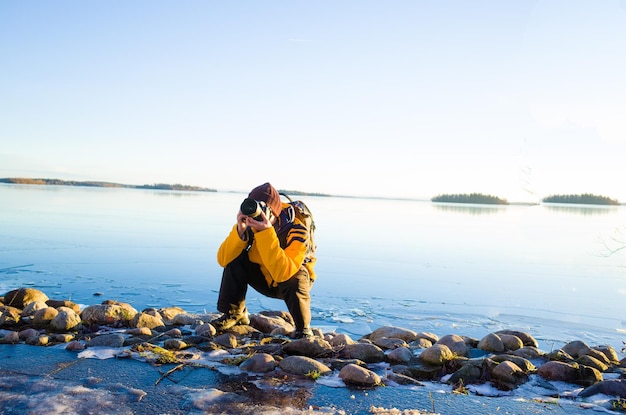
[1,1,625,202]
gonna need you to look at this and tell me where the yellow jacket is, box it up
[217,203,316,287]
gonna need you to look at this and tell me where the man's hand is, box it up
[241,210,273,233]
[236,211,249,240]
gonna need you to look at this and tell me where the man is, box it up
[213,182,316,338]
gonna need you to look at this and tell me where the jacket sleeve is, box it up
[254,223,308,285]
[216,224,247,267]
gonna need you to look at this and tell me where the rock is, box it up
[419,344,454,366]
[127,327,153,337]
[26,335,49,346]
[195,323,216,337]
[594,345,620,365]
[409,338,433,349]
[491,355,536,373]
[130,312,165,329]
[1,330,20,344]
[249,313,294,334]
[368,326,418,342]
[416,332,439,344]
[163,339,188,350]
[158,307,188,324]
[583,348,611,365]
[561,340,590,358]
[52,333,75,343]
[579,379,626,398]
[239,353,276,373]
[163,328,182,338]
[0,306,21,326]
[66,340,85,351]
[87,333,125,348]
[477,333,504,353]
[494,330,538,348]
[327,333,356,347]
[499,334,524,351]
[387,347,414,364]
[491,361,528,391]
[225,325,260,337]
[33,307,58,328]
[546,349,574,363]
[21,301,48,317]
[172,314,196,326]
[461,336,479,349]
[399,363,443,381]
[3,288,49,308]
[511,346,544,359]
[50,308,81,331]
[447,361,483,386]
[386,372,424,386]
[373,337,408,350]
[337,343,385,363]
[437,334,467,356]
[259,310,294,325]
[46,299,81,314]
[278,355,331,376]
[339,363,381,386]
[320,358,367,371]
[537,361,578,382]
[577,355,609,372]
[537,360,602,387]
[213,333,237,348]
[283,337,333,358]
[81,303,138,326]
[18,328,40,341]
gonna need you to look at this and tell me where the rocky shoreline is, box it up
[1,287,626,413]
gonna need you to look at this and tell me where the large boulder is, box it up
[494,330,538,348]
[282,337,333,358]
[0,306,22,326]
[477,333,505,353]
[537,361,602,387]
[278,355,331,376]
[130,312,165,329]
[81,302,137,326]
[579,379,626,398]
[50,307,82,331]
[339,363,381,387]
[419,344,455,366]
[437,334,467,356]
[33,307,59,328]
[491,361,529,391]
[337,343,385,363]
[368,326,418,343]
[3,288,49,308]
[239,353,276,373]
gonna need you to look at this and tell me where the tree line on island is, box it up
[0,178,216,192]
[1,178,621,205]
[432,192,620,205]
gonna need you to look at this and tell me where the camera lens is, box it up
[241,198,259,216]
[241,198,261,218]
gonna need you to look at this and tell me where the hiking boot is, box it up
[293,328,314,339]
[211,310,250,332]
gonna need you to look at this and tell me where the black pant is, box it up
[217,252,312,331]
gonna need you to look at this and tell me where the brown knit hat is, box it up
[248,182,282,217]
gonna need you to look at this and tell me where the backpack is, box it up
[279,192,316,261]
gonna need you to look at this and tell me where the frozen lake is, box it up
[1,183,625,351]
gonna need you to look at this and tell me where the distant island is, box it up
[0,178,216,192]
[431,193,509,205]
[278,189,331,198]
[542,193,619,205]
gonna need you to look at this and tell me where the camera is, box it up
[240,198,272,222]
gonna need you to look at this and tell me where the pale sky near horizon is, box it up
[1,1,626,203]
